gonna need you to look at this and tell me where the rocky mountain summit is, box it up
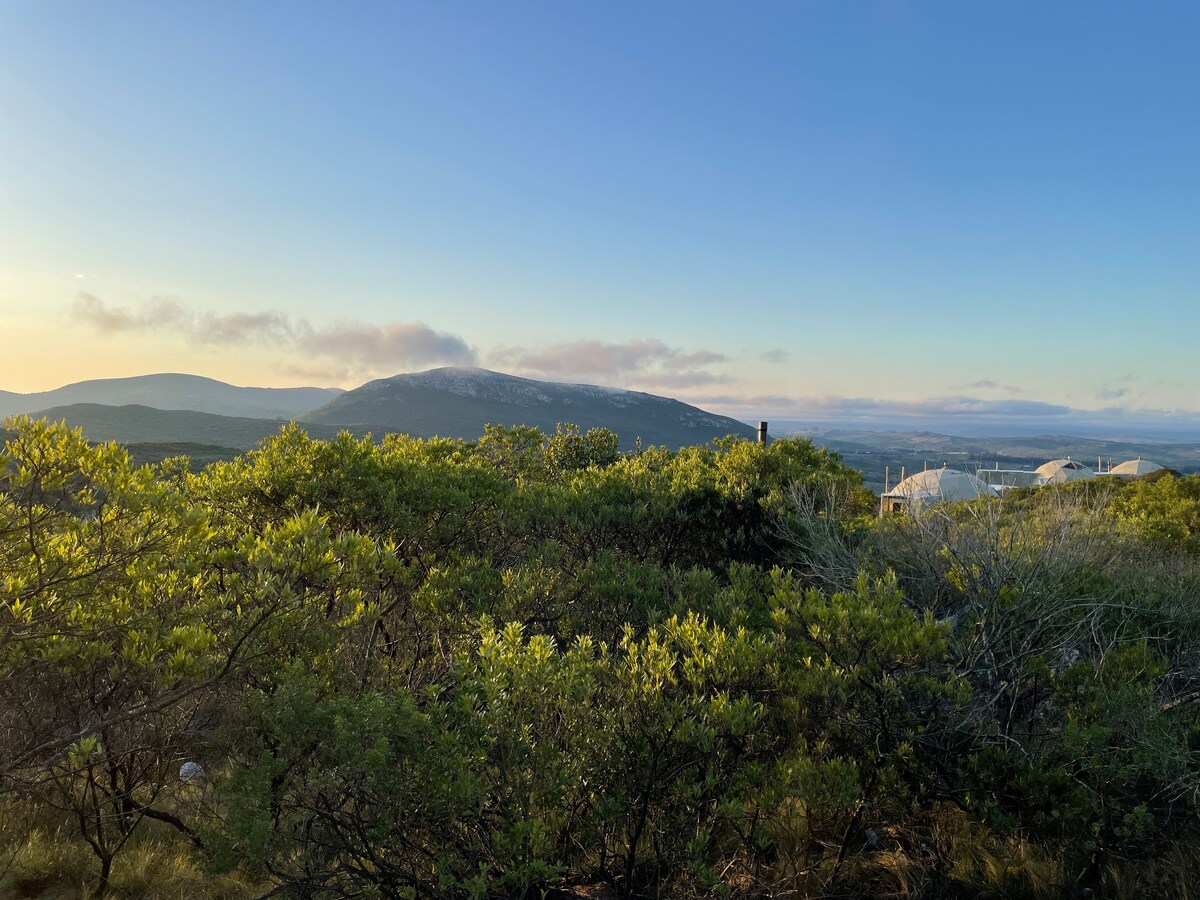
[302,367,754,448]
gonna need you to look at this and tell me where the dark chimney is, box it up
[757,421,768,445]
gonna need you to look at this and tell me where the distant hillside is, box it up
[303,367,756,448]
[123,442,246,470]
[31,404,341,450]
[785,426,1200,490]
[0,374,342,419]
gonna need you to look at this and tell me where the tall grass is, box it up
[0,803,259,900]
[764,803,1200,899]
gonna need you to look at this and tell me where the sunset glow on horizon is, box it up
[3,2,1198,435]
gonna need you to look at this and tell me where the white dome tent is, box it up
[880,466,996,513]
[1108,458,1163,478]
[1035,458,1094,485]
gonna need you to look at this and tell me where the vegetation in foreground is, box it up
[2,417,1199,898]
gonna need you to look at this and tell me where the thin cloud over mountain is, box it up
[691,393,1073,419]
[73,296,733,391]
[490,338,728,387]
[968,379,1026,395]
[74,294,477,373]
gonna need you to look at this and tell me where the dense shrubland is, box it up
[2,417,1199,899]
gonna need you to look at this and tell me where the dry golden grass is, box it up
[0,805,260,900]
[3,798,1198,899]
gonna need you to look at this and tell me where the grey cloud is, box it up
[913,397,1070,416]
[1078,403,1199,419]
[140,296,192,331]
[74,293,140,332]
[75,293,290,343]
[194,310,293,346]
[968,379,1026,395]
[692,393,1074,419]
[691,393,797,409]
[296,321,475,368]
[762,349,790,364]
[490,338,727,385]
[668,349,726,369]
[1098,387,1129,400]
[75,293,201,334]
[626,371,729,390]
[74,293,476,374]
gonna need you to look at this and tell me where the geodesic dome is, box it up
[883,467,996,510]
[1035,458,1094,484]
[1108,458,1163,478]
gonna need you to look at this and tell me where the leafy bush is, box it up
[2,417,1197,898]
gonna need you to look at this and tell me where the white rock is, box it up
[179,761,205,784]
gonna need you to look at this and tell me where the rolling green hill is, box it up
[122,442,250,469]
[28,404,341,450]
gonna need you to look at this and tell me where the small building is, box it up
[1108,458,1163,478]
[1035,458,1094,485]
[880,466,996,514]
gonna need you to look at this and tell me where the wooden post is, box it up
[757,421,768,445]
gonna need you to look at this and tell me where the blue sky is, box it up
[2,2,1198,434]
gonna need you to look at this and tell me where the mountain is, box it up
[30,404,340,450]
[303,367,756,448]
[0,374,343,420]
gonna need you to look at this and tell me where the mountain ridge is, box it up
[26,403,342,449]
[302,367,755,448]
[5,368,757,456]
[0,373,343,420]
